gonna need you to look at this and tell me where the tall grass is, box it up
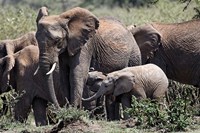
[92,0,196,25]
[0,0,196,40]
[0,6,36,40]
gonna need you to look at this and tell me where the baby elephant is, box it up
[83,64,168,119]
[82,71,106,119]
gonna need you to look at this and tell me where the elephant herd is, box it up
[0,6,200,126]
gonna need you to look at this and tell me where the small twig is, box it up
[182,0,192,11]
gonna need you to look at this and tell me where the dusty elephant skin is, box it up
[35,6,141,115]
[0,32,37,93]
[0,41,102,126]
[0,44,66,126]
[83,64,169,119]
[128,19,200,87]
[0,32,66,126]
[35,7,99,108]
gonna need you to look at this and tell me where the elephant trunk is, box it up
[82,85,109,102]
[38,53,60,109]
[36,31,60,109]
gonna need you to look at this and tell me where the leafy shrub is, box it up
[126,80,200,132]
[167,80,200,115]
[48,104,88,123]
[126,95,193,132]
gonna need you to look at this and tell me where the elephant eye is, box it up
[54,38,63,49]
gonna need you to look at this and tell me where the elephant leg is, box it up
[60,67,70,105]
[94,96,105,119]
[121,94,131,120]
[0,96,8,116]
[69,50,92,107]
[14,94,32,123]
[32,97,48,126]
[59,53,70,105]
[152,85,168,108]
[105,95,120,121]
[132,87,147,100]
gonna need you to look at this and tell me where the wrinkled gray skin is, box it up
[0,45,65,126]
[128,20,200,87]
[35,7,99,108]
[35,6,141,118]
[0,32,37,93]
[0,45,101,126]
[83,64,169,119]
[0,32,99,125]
[83,71,106,118]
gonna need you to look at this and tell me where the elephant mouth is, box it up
[34,62,57,76]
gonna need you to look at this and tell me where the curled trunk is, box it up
[82,85,108,102]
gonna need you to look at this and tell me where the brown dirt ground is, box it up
[45,119,103,133]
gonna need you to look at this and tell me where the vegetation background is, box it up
[0,0,200,132]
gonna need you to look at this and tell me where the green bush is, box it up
[48,104,88,123]
[126,80,200,132]
[126,95,193,132]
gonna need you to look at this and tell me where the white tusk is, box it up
[46,63,56,75]
[34,66,40,75]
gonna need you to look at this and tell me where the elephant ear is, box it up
[60,7,99,56]
[128,24,161,50]
[0,55,15,92]
[113,73,135,96]
[36,6,48,24]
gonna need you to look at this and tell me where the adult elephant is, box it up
[35,6,141,112]
[0,31,37,93]
[0,44,103,126]
[128,19,200,87]
[0,45,65,126]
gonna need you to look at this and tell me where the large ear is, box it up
[60,7,99,56]
[0,55,15,92]
[113,73,135,96]
[128,24,161,49]
[36,7,48,24]
[0,42,7,58]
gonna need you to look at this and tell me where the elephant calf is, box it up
[82,71,107,119]
[83,64,169,119]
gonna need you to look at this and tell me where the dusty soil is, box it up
[45,119,103,133]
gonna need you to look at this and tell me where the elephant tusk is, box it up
[46,63,56,75]
[34,66,40,75]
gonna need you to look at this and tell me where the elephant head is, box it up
[0,52,21,93]
[36,6,99,66]
[128,24,161,64]
[35,7,99,107]
[82,72,135,101]
[86,71,106,92]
